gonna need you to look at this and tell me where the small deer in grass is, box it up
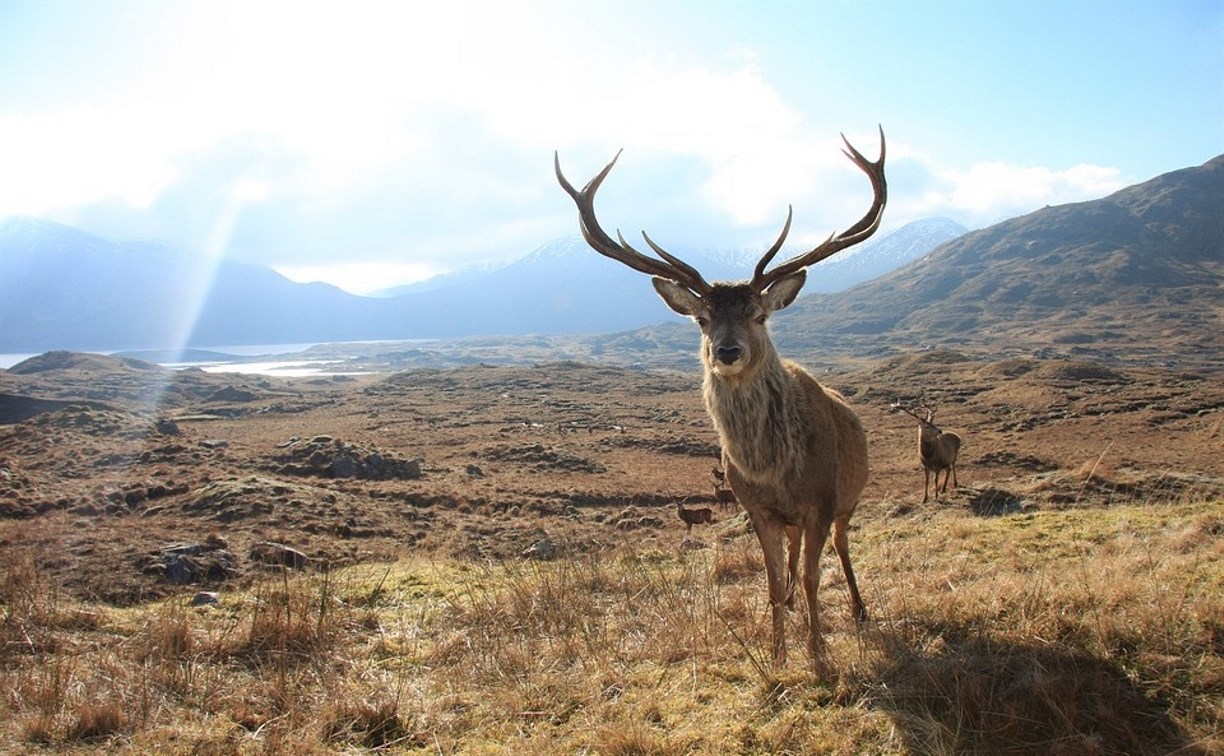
[712,461,738,509]
[676,500,715,533]
[892,402,961,502]
[557,128,886,669]
[713,482,739,510]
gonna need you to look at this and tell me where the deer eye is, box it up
[695,315,710,328]
[754,312,768,325]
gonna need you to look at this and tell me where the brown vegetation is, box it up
[0,351,1221,752]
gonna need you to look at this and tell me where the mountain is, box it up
[370,218,967,337]
[3,154,1217,364]
[0,218,400,352]
[0,215,961,353]
[802,217,968,293]
[378,218,965,299]
[771,154,1224,367]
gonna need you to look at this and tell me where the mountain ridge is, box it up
[2,155,1219,368]
[0,214,963,352]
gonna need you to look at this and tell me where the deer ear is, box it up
[652,278,703,316]
[762,270,807,312]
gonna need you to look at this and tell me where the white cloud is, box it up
[891,152,1128,229]
[0,0,1145,292]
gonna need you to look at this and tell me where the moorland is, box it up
[1,151,1221,754]
[0,345,1220,753]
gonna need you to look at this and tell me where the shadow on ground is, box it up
[855,623,1202,755]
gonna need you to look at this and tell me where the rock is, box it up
[143,542,239,584]
[208,386,261,402]
[522,538,557,560]
[192,591,220,606]
[249,541,310,569]
[680,536,707,551]
[270,436,422,480]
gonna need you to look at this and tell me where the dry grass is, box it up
[1,497,1220,754]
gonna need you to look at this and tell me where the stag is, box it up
[556,129,886,668]
[892,402,961,502]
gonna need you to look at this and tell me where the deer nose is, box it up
[714,345,742,364]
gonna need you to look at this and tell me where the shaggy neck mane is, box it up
[703,349,806,484]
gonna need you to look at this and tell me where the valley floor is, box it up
[0,350,1221,752]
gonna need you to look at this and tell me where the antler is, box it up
[751,126,888,292]
[555,151,711,295]
[891,400,924,422]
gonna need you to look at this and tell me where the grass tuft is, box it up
[0,498,1219,752]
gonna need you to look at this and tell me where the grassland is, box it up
[2,496,1219,755]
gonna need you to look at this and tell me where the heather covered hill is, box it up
[776,155,1224,367]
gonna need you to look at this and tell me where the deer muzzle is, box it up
[714,345,743,365]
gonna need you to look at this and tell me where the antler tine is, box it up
[751,205,794,283]
[640,231,710,289]
[752,126,887,292]
[891,400,924,421]
[555,151,710,294]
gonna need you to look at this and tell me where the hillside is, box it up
[774,155,1223,368]
[307,156,1224,374]
[2,156,1218,366]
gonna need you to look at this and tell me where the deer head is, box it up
[892,401,939,428]
[555,129,886,381]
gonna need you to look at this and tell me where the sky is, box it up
[1,0,1221,295]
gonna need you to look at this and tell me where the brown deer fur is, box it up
[675,501,714,532]
[919,408,961,501]
[713,482,738,509]
[655,278,869,666]
[556,129,886,669]
[894,403,961,502]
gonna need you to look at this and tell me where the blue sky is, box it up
[1,0,1221,294]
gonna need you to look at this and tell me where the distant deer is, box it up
[557,128,886,669]
[676,500,715,533]
[892,402,961,502]
[713,482,739,510]
[712,461,738,509]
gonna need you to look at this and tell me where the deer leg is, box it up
[950,463,958,491]
[784,525,802,607]
[751,514,790,666]
[832,516,868,623]
[922,468,931,503]
[802,517,832,665]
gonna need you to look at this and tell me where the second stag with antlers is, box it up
[893,402,962,503]
[556,129,887,670]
